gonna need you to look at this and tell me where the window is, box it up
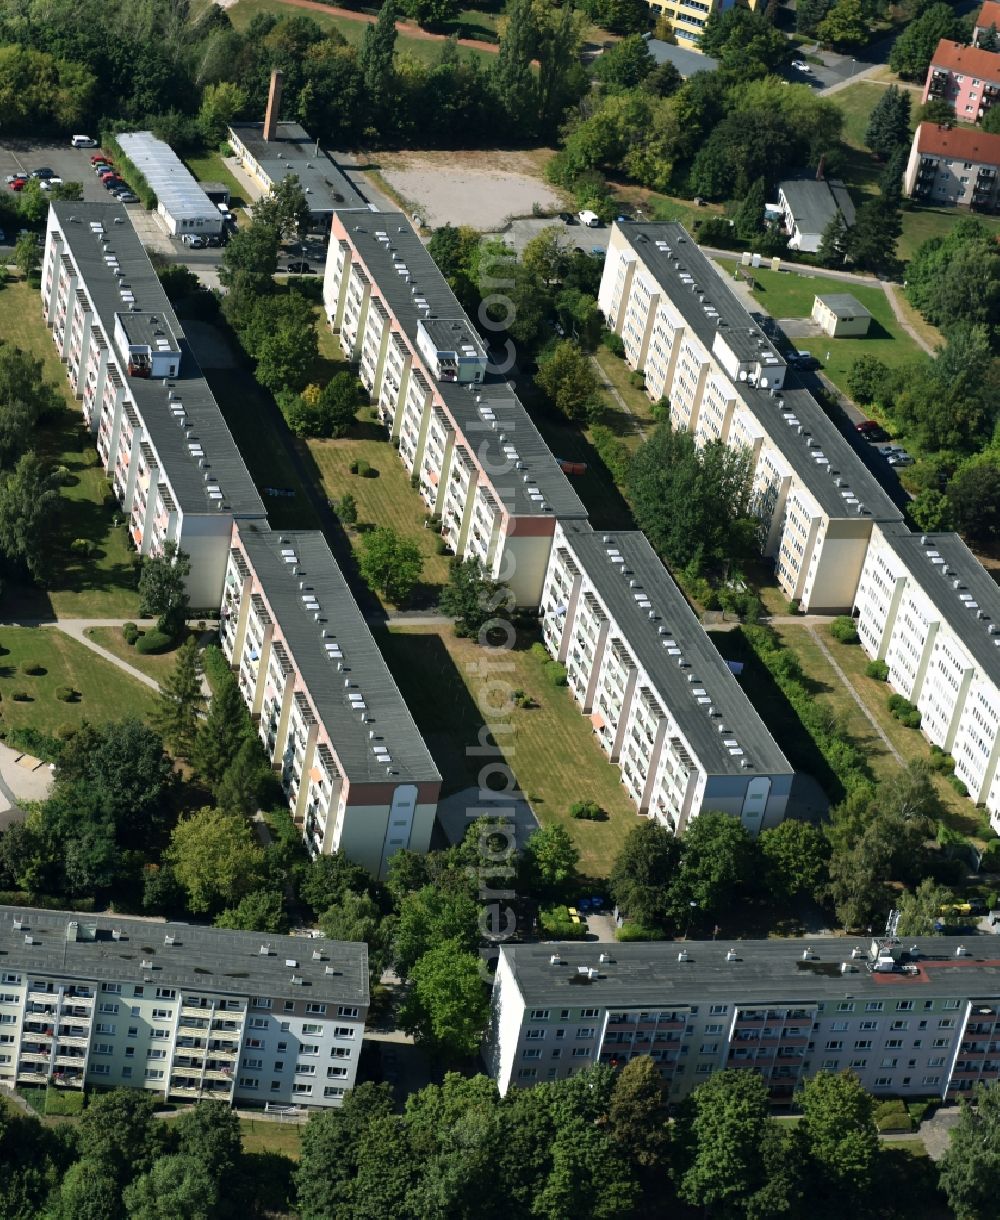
[576,1028,595,1040]
[152,1008,170,1020]
[865,1002,883,1013]
[518,1068,537,1080]
[335,1006,355,1018]
[559,1010,570,1020]
[95,1022,116,1035]
[101,983,122,994]
[860,1021,879,1031]
[896,1001,913,1012]
[91,1063,110,1076]
[239,1076,259,1090]
[243,1057,264,1070]
[526,1029,545,1040]
[133,986,144,997]
[334,1027,354,1039]
[252,998,272,1010]
[938,1018,956,1029]
[572,1047,591,1058]
[283,1001,294,1012]
[885,1039,903,1049]
[875,1077,892,1087]
[881,1058,898,1069]
[296,1063,317,1076]
[146,1048,166,1060]
[131,1007,140,1018]
[280,1022,290,1032]
[302,1023,323,1035]
[555,1029,565,1039]
[125,1047,135,1059]
[155,988,176,1000]
[275,1061,285,1071]
[551,1049,562,1060]
[270,1081,281,1092]
[293,1083,313,1095]
[250,1017,268,1030]
[1,974,19,985]
[943,999,961,1010]
[278,1041,288,1052]
[836,1002,855,1013]
[581,1008,599,1019]
[151,1029,170,1040]
[327,1065,348,1078]
[324,1086,346,1098]
[822,1059,839,1070]
[825,1040,843,1051]
[850,1059,868,1069]
[700,1044,718,1055]
[301,1044,319,1056]
[831,1021,849,1032]
[709,1004,727,1015]
[891,1021,909,1032]
[522,1048,542,1060]
[246,1038,264,1050]
[145,1069,164,1080]
[93,1042,114,1055]
[705,1024,724,1035]
[854,1040,872,1050]
[121,1066,132,1079]
[529,1009,550,1021]
[923,1075,940,1086]
[933,1039,950,1048]
[928,1057,946,1067]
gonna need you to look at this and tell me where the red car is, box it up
[8,178,26,191]
[90,154,111,165]
[856,419,889,441]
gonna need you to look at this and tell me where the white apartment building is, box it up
[487,937,1000,1104]
[0,906,367,1109]
[854,526,1000,828]
[42,201,266,607]
[324,213,589,608]
[599,222,904,611]
[221,524,441,876]
[541,523,793,834]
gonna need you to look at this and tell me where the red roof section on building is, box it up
[977,1,1000,29]
[929,38,1000,81]
[915,121,1000,164]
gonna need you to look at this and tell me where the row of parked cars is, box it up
[6,166,69,194]
[855,418,914,467]
[89,153,138,205]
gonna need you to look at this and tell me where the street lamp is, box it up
[684,901,698,940]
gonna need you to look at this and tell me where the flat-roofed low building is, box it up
[222,524,441,876]
[116,131,223,237]
[486,937,1000,1103]
[540,522,793,834]
[905,122,1000,208]
[0,906,368,1108]
[812,293,872,337]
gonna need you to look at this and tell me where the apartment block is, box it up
[486,937,1000,1104]
[324,213,589,607]
[923,40,1000,122]
[41,201,266,607]
[645,0,762,50]
[854,525,1000,828]
[540,522,793,834]
[0,906,367,1109]
[904,122,1000,208]
[599,221,904,611]
[221,524,441,876]
[975,0,1000,44]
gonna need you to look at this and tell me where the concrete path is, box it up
[806,624,904,765]
[47,620,161,693]
[918,1104,963,1161]
[884,282,937,356]
[706,613,838,630]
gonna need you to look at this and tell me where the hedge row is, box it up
[200,643,232,694]
[100,132,157,211]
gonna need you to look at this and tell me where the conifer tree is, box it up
[151,637,203,760]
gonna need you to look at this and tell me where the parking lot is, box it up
[0,139,117,206]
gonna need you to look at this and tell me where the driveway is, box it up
[502,217,608,259]
[0,742,55,827]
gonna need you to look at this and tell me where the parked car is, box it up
[578,209,600,227]
[856,420,888,441]
[589,246,605,258]
[8,178,26,191]
[887,451,914,467]
[558,212,575,224]
[4,174,24,184]
[791,60,812,72]
[180,234,205,248]
[790,350,820,370]
[286,260,312,273]
[115,193,139,204]
[102,178,124,191]
[71,135,97,148]
[90,153,111,164]
[39,177,63,191]
[30,167,54,179]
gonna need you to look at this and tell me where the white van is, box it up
[578,210,600,227]
[70,135,97,148]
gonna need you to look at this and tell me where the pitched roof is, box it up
[777,177,855,236]
[929,38,1000,82]
[976,1,1000,29]
[914,120,1000,164]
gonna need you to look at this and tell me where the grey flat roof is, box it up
[117,132,222,226]
[229,122,368,214]
[562,523,791,776]
[51,201,265,519]
[237,526,440,786]
[0,905,368,1006]
[778,177,856,234]
[619,223,903,523]
[119,310,180,353]
[643,37,719,76]
[880,526,1000,681]
[502,938,1000,1007]
[816,293,872,318]
[341,214,586,519]
[421,316,486,359]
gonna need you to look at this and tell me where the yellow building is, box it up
[648,0,761,50]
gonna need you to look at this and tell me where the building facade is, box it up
[598,221,904,611]
[853,526,1000,828]
[904,122,1000,208]
[811,294,872,338]
[41,201,266,607]
[221,525,441,876]
[645,0,760,50]
[775,178,855,254]
[0,907,367,1108]
[116,131,223,237]
[540,523,793,833]
[487,937,1000,1104]
[923,40,1000,122]
[323,213,590,607]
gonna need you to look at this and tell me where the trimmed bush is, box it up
[542,660,568,687]
[570,799,605,821]
[122,622,140,646]
[21,661,45,676]
[135,629,172,655]
[54,686,77,702]
[538,904,589,940]
[616,922,668,942]
[829,615,859,644]
[950,775,969,797]
[601,331,625,357]
[11,691,31,702]
[865,659,889,680]
[787,598,800,615]
[434,537,449,555]
[70,537,90,555]
[529,642,549,661]
[928,746,955,774]
[200,644,232,692]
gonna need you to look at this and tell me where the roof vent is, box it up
[956,944,970,957]
[725,948,738,962]
[259,944,272,955]
[285,958,298,968]
[801,947,815,960]
[677,949,690,963]
[163,934,176,946]
[140,958,153,970]
[549,954,563,966]
[598,952,613,963]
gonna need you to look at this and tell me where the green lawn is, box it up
[381,625,640,879]
[898,204,1000,262]
[308,431,452,605]
[0,280,140,619]
[238,1115,303,1160]
[227,0,496,63]
[183,150,249,215]
[737,265,922,396]
[0,627,159,744]
[84,626,198,684]
[591,346,656,447]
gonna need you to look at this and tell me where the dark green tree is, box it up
[137,541,190,639]
[797,0,833,34]
[399,939,489,1061]
[948,454,1000,542]
[358,526,424,605]
[0,343,59,467]
[758,818,830,901]
[818,209,851,267]
[295,1083,395,1219]
[594,34,653,91]
[817,0,869,47]
[253,172,311,239]
[0,451,59,581]
[491,0,538,138]
[896,877,953,936]
[799,1070,879,1211]
[939,1080,1000,1220]
[609,820,682,929]
[906,219,1000,339]
[846,195,901,275]
[889,2,965,79]
[360,0,399,131]
[520,824,579,898]
[121,1154,218,1220]
[439,558,509,639]
[194,672,249,787]
[670,810,754,922]
[151,636,203,760]
[78,1089,166,1188]
[980,23,1000,51]
[394,882,479,976]
[864,84,911,159]
[733,176,767,241]
[215,888,288,933]
[218,223,280,293]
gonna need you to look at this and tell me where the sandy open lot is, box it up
[375,149,565,231]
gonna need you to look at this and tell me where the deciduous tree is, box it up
[358,526,424,605]
[137,541,190,639]
[758,818,829,901]
[890,2,965,79]
[166,806,266,914]
[939,1080,1000,1220]
[438,558,509,639]
[399,939,489,1061]
[520,824,579,898]
[609,821,681,929]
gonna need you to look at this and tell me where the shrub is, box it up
[928,746,955,774]
[349,459,360,474]
[616,922,668,942]
[529,641,549,661]
[829,615,859,644]
[542,660,568,687]
[54,686,77,702]
[787,598,800,615]
[865,659,889,680]
[122,622,140,646]
[602,331,625,357]
[538,905,589,939]
[902,709,922,729]
[70,537,90,555]
[950,775,969,797]
[434,537,449,555]
[200,644,231,691]
[135,629,172,655]
[21,661,45,676]
[874,1099,912,1133]
[570,799,604,821]
[512,689,533,709]
[44,1087,85,1116]
[628,370,645,390]
[11,691,31,702]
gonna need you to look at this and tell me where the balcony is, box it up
[182,1004,214,1019]
[928,72,949,98]
[170,1085,201,1098]
[18,1069,48,1083]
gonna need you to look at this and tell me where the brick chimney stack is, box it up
[263,70,283,142]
